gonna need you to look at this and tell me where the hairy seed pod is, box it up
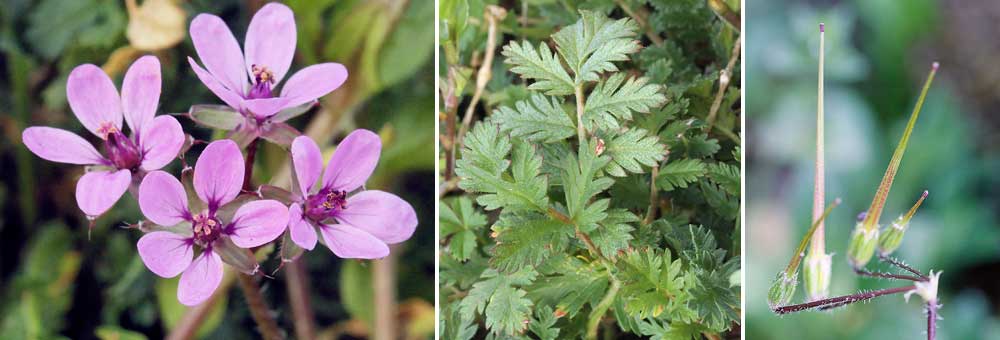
[847,223,879,269]
[768,272,798,310]
[803,251,832,301]
[878,217,907,257]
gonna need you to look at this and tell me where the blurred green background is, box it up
[747,0,1000,339]
[0,0,433,339]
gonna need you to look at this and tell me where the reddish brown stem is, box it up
[236,274,283,340]
[243,138,259,191]
[773,285,915,314]
[285,260,316,340]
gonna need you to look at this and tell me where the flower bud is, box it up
[768,272,797,310]
[847,223,879,269]
[803,252,832,301]
[878,190,927,257]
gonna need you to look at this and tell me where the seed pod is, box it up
[768,272,798,310]
[803,251,832,301]
[847,223,879,269]
[878,190,928,257]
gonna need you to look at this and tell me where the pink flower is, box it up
[136,140,288,306]
[285,130,417,259]
[187,2,347,143]
[22,56,184,219]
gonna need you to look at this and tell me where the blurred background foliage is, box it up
[747,0,1000,339]
[0,0,433,339]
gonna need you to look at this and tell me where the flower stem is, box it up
[585,277,621,340]
[236,274,283,340]
[284,260,315,340]
[773,285,915,314]
[809,23,827,258]
[783,198,841,276]
[243,138,259,191]
[862,62,938,232]
[927,301,938,340]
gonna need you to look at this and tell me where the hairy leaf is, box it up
[441,197,487,261]
[602,127,666,177]
[657,159,706,191]
[617,248,694,319]
[491,211,573,272]
[456,123,548,211]
[460,268,537,336]
[552,10,640,83]
[584,73,666,130]
[494,94,576,143]
[561,140,614,232]
[706,162,739,197]
[501,41,575,95]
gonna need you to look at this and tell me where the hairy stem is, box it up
[243,138,259,191]
[852,268,923,282]
[285,260,315,340]
[862,63,938,231]
[236,274,283,340]
[575,85,587,143]
[774,285,915,314]
[880,255,928,280]
[927,301,938,340]
[809,24,826,258]
[586,277,621,340]
[167,270,233,340]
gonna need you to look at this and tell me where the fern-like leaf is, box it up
[456,123,549,211]
[585,73,667,130]
[656,158,706,191]
[553,10,641,83]
[602,127,666,177]
[502,40,575,95]
[494,94,576,143]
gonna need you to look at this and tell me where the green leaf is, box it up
[493,94,576,143]
[591,209,638,258]
[501,40,575,95]
[441,303,478,340]
[441,197,487,261]
[602,127,666,177]
[528,306,561,340]
[561,140,614,232]
[656,158,706,191]
[637,320,705,340]
[527,257,609,318]
[552,10,640,83]
[706,162,739,196]
[584,73,666,130]
[460,268,537,335]
[491,211,573,272]
[156,277,226,338]
[617,248,694,320]
[456,123,549,211]
[95,326,147,340]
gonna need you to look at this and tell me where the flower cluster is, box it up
[21,3,416,306]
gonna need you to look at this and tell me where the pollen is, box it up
[252,64,275,84]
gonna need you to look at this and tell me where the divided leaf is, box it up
[441,197,487,261]
[561,140,614,232]
[617,248,693,320]
[591,209,639,258]
[552,10,640,83]
[501,40,575,95]
[456,123,549,211]
[491,211,573,272]
[656,158,706,191]
[494,94,576,143]
[584,73,667,131]
[602,127,666,177]
[706,162,739,197]
[460,268,537,336]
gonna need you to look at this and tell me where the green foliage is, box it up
[442,3,740,338]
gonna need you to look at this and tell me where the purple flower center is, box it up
[249,64,274,99]
[304,188,347,222]
[99,122,141,170]
[192,211,223,246]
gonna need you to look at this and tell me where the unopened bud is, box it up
[847,223,879,269]
[878,190,928,257]
[803,252,832,301]
[768,272,797,310]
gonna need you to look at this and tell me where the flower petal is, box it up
[228,199,288,248]
[336,190,416,244]
[319,223,389,259]
[243,96,291,119]
[291,136,322,196]
[67,64,122,137]
[178,250,223,306]
[140,115,185,171]
[322,129,380,192]
[288,203,316,250]
[137,231,193,278]
[188,57,245,110]
[22,127,105,165]
[244,2,296,84]
[280,63,348,108]
[139,170,190,226]
[121,55,161,134]
[194,139,244,208]
[189,14,247,96]
[76,169,131,217]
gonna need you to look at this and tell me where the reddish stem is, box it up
[773,285,916,314]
